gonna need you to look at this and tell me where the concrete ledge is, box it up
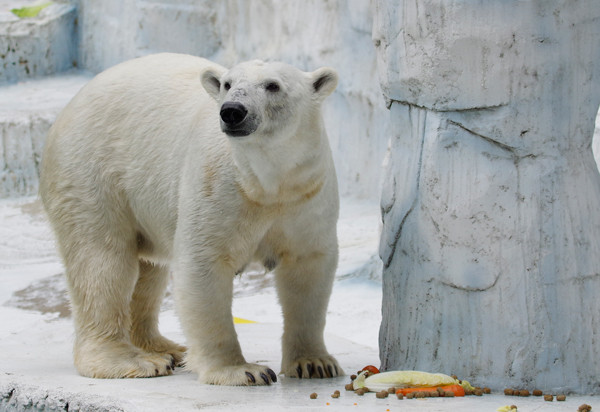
[0,71,91,198]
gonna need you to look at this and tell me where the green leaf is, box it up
[11,2,53,18]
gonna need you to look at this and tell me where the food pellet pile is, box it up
[504,387,571,403]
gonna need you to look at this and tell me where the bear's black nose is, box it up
[220,102,248,126]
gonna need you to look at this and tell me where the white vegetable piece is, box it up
[352,370,457,392]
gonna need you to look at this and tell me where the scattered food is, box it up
[504,388,514,396]
[519,390,530,397]
[309,392,318,399]
[387,387,396,394]
[396,392,404,400]
[395,384,465,397]
[533,389,543,396]
[544,394,553,402]
[578,404,592,412]
[375,390,389,399]
[350,374,357,381]
[331,390,340,399]
[556,394,566,401]
[355,388,368,396]
[344,383,354,391]
[483,387,492,394]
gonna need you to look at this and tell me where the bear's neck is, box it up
[229,125,331,206]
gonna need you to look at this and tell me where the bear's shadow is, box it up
[5,264,276,319]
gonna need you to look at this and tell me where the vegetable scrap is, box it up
[11,1,53,18]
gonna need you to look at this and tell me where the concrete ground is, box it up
[0,196,596,411]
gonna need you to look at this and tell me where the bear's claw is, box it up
[284,355,343,379]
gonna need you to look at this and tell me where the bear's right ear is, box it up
[201,67,226,101]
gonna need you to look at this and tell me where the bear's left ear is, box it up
[201,66,227,101]
[311,67,338,101]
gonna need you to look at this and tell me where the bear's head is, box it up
[201,60,338,139]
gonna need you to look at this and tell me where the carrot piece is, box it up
[395,384,465,397]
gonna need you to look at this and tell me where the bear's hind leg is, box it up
[130,260,186,366]
[63,227,175,378]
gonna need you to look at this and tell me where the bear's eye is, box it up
[223,82,231,91]
[265,82,280,92]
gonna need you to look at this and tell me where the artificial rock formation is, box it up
[374,0,600,393]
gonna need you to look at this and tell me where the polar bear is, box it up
[39,53,342,385]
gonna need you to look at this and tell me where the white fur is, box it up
[39,53,342,385]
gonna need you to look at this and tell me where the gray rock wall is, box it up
[375,0,600,393]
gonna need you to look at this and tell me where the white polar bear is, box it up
[39,53,343,385]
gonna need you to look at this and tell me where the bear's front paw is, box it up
[283,355,343,379]
[200,363,278,386]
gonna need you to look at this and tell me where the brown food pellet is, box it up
[578,404,592,412]
[430,391,440,397]
[355,388,368,396]
[345,383,354,391]
[532,389,543,396]
[331,390,340,399]
[510,406,518,411]
[437,387,446,395]
[464,389,473,396]
[504,388,514,396]
[396,392,404,400]
[350,374,357,381]
[474,389,483,396]
[415,391,426,398]
[444,391,455,397]
[406,392,415,399]
[544,394,553,401]
[387,387,396,394]
[483,387,491,394]
[310,392,318,399]
[519,390,530,397]
[376,390,389,399]
[556,394,566,401]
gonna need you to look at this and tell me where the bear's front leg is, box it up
[276,250,343,379]
[173,254,277,386]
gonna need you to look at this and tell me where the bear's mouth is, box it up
[222,128,253,137]
[220,114,259,138]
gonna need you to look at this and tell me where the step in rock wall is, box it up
[0,2,78,85]
[0,73,91,198]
